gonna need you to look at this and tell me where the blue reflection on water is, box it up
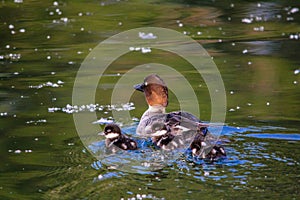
[89,124,300,177]
[245,133,300,140]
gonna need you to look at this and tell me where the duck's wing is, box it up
[137,113,168,136]
[166,111,208,133]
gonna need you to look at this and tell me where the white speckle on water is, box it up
[178,23,183,27]
[0,112,8,116]
[129,46,151,53]
[19,28,25,33]
[61,17,68,23]
[229,108,235,112]
[141,47,151,54]
[289,34,299,40]
[97,174,104,180]
[8,24,14,29]
[48,107,60,112]
[266,102,270,106]
[47,56,51,60]
[29,80,64,89]
[51,102,134,114]
[78,12,83,16]
[293,81,298,85]
[80,27,84,31]
[230,91,234,95]
[242,49,248,54]
[257,3,261,7]
[6,45,10,49]
[242,18,253,24]
[138,32,157,39]
[14,150,22,154]
[248,61,252,65]
[14,0,23,3]
[46,35,51,39]
[68,61,75,65]
[11,30,16,35]
[247,103,252,106]
[236,106,240,110]
[197,31,202,35]
[290,7,299,14]
[118,22,122,26]
[294,69,300,75]
[93,118,114,124]
[53,1,58,6]
[253,26,264,32]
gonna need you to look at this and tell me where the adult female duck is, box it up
[134,74,226,160]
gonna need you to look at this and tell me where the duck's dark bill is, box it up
[134,83,144,92]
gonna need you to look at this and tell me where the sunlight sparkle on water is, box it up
[29,80,64,89]
[48,102,135,114]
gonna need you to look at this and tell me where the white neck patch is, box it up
[105,133,119,139]
[148,105,166,114]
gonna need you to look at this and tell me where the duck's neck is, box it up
[148,105,166,114]
[140,105,166,121]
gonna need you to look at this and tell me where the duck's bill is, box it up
[134,83,144,92]
[105,133,119,139]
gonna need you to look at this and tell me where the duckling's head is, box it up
[104,123,121,140]
[134,74,168,107]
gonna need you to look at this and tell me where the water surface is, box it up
[0,0,299,199]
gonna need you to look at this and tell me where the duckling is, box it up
[104,123,137,151]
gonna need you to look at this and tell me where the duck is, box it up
[103,123,138,151]
[134,74,226,159]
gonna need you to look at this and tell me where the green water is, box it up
[0,0,300,199]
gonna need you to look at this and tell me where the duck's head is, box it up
[134,74,168,107]
[104,123,121,139]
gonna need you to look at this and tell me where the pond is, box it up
[0,0,299,199]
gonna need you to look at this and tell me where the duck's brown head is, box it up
[134,74,168,107]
